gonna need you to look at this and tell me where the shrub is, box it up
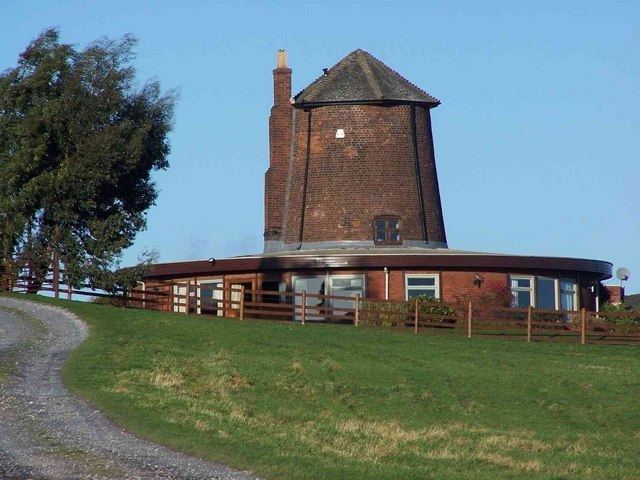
[360,296,456,327]
[596,303,640,333]
[91,295,127,307]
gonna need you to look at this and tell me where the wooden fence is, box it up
[3,271,640,345]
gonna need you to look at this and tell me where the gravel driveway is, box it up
[0,297,260,480]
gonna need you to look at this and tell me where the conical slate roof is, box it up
[293,49,440,108]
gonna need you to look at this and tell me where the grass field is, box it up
[9,294,640,479]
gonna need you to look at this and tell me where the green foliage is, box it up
[361,296,456,327]
[601,302,631,313]
[15,294,639,480]
[0,28,176,290]
[598,302,640,332]
[89,248,158,293]
[90,295,125,307]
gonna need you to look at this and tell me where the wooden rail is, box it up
[3,269,639,345]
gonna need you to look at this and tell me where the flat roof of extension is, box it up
[144,247,612,281]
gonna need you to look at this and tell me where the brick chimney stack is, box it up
[264,50,293,252]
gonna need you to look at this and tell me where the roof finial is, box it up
[276,49,288,69]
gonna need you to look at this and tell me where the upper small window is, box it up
[374,216,401,245]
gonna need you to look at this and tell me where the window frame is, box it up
[373,215,402,245]
[405,273,440,300]
[172,283,188,313]
[292,275,327,322]
[509,274,579,311]
[196,278,224,315]
[292,274,366,322]
[328,274,366,298]
[559,277,578,311]
[510,275,535,308]
[535,276,558,310]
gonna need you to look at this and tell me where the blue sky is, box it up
[1,0,639,293]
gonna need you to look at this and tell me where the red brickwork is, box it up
[264,66,292,242]
[282,104,447,246]
[144,266,600,313]
[440,271,508,303]
[604,285,624,305]
[366,270,386,299]
[415,107,447,242]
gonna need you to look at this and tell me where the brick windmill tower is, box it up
[264,49,447,253]
[144,49,611,312]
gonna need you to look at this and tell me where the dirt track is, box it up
[0,297,258,480]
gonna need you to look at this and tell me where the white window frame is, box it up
[328,274,366,298]
[328,274,366,319]
[292,275,327,321]
[196,279,223,316]
[172,283,187,313]
[509,275,579,311]
[292,274,366,321]
[535,276,558,310]
[510,275,535,307]
[405,274,440,300]
[559,277,579,311]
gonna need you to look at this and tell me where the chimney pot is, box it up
[276,49,288,69]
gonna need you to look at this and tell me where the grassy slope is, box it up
[8,294,640,479]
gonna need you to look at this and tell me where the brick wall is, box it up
[440,271,508,303]
[282,104,447,246]
[264,66,292,242]
[144,267,598,313]
[604,285,624,305]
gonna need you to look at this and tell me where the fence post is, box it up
[527,306,532,342]
[52,252,60,299]
[239,285,245,320]
[221,284,227,317]
[467,301,473,338]
[67,283,72,301]
[354,293,360,327]
[580,308,586,345]
[414,299,419,334]
[185,281,191,315]
[301,290,307,325]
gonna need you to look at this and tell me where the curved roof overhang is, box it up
[144,252,612,282]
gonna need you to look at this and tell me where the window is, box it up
[536,277,556,310]
[230,282,253,312]
[374,216,401,245]
[510,276,534,307]
[293,276,326,321]
[405,274,439,300]
[510,275,579,311]
[197,280,223,315]
[330,275,365,313]
[292,275,365,321]
[262,280,287,304]
[172,284,187,313]
[560,278,578,311]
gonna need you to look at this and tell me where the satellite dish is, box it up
[616,267,631,282]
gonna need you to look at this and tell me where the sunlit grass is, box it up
[8,293,640,479]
